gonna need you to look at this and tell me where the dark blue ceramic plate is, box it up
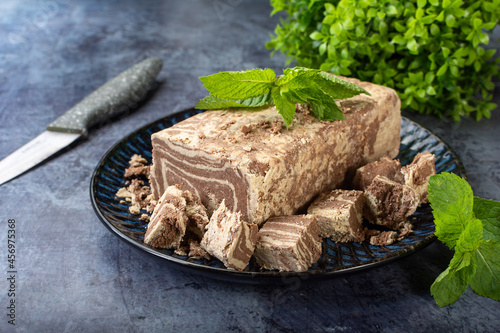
[90,108,466,284]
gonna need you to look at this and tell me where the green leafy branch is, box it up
[267,0,500,121]
[195,67,370,128]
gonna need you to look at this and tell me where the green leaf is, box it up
[269,0,286,15]
[291,84,345,121]
[484,49,497,60]
[436,11,445,22]
[308,95,345,121]
[409,71,424,84]
[426,85,437,95]
[405,27,415,39]
[316,100,345,121]
[425,71,435,84]
[330,22,343,35]
[473,18,483,29]
[317,71,371,98]
[323,14,335,25]
[474,60,482,72]
[278,69,368,122]
[387,5,398,16]
[195,93,272,110]
[407,38,418,53]
[482,22,497,30]
[343,18,355,30]
[455,218,483,253]
[453,47,468,58]
[445,14,456,27]
[416,88,426,99]
[340,48,349,59]
[421,15,436,24]
[431,254,475,307]
[473,197,500,242]
[354,8,365,18]
[385,68,398,78]
[479,32,489,45]
[324,3,335,14]
[472,35,480,48]
[430,23,440,35]
[449,250,475,272]
[416,8,424,20]
[355,26,365,37]
[428,173,474,249]
[392,35,406,44]
[310,31,324,40]
[319,42,327,55]
[470,240,500,300]
[276,67,318,87]
[483,2,497,13]
[395,21,406,32]
[281,88,309,105]
[367,8,377,19]
[271,86,296,128]
[397,58,408,69]
[450,65,459,77]
[199,68,276,99]
[437,63,448,76]
[442,47,451,58]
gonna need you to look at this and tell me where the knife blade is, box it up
[0,57,163,186]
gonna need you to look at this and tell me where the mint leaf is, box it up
[431,251,476,307]
[195,93,272,110]
[280,88,309,105]
[449,250,476,273]
[199,68,276,99]
[271,86,296,128]
[317,71,371,99]
[430,267,466,307]
[277,68,368,120]
[455,218,483,254]
[470,240,500,300]
[473,197,500,242]
[427,173,474,249]
[291,86,345,121]
[431,252,476,307]
[276,67,319,87]
[309,98,345,121]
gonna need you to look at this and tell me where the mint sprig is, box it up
[428,173,500,307]
[195,67,370,128]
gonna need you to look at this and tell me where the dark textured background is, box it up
[0,1,499,332]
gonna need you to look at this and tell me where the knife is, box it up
[0,57,163,186]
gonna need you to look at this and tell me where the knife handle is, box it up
[46,57,163,136]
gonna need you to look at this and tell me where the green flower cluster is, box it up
[267,0,500,121]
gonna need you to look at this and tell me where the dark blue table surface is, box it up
[1,1,499,332]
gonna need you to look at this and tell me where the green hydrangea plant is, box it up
[267,0,500,121]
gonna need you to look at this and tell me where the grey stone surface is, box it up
[0,0,499,332]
